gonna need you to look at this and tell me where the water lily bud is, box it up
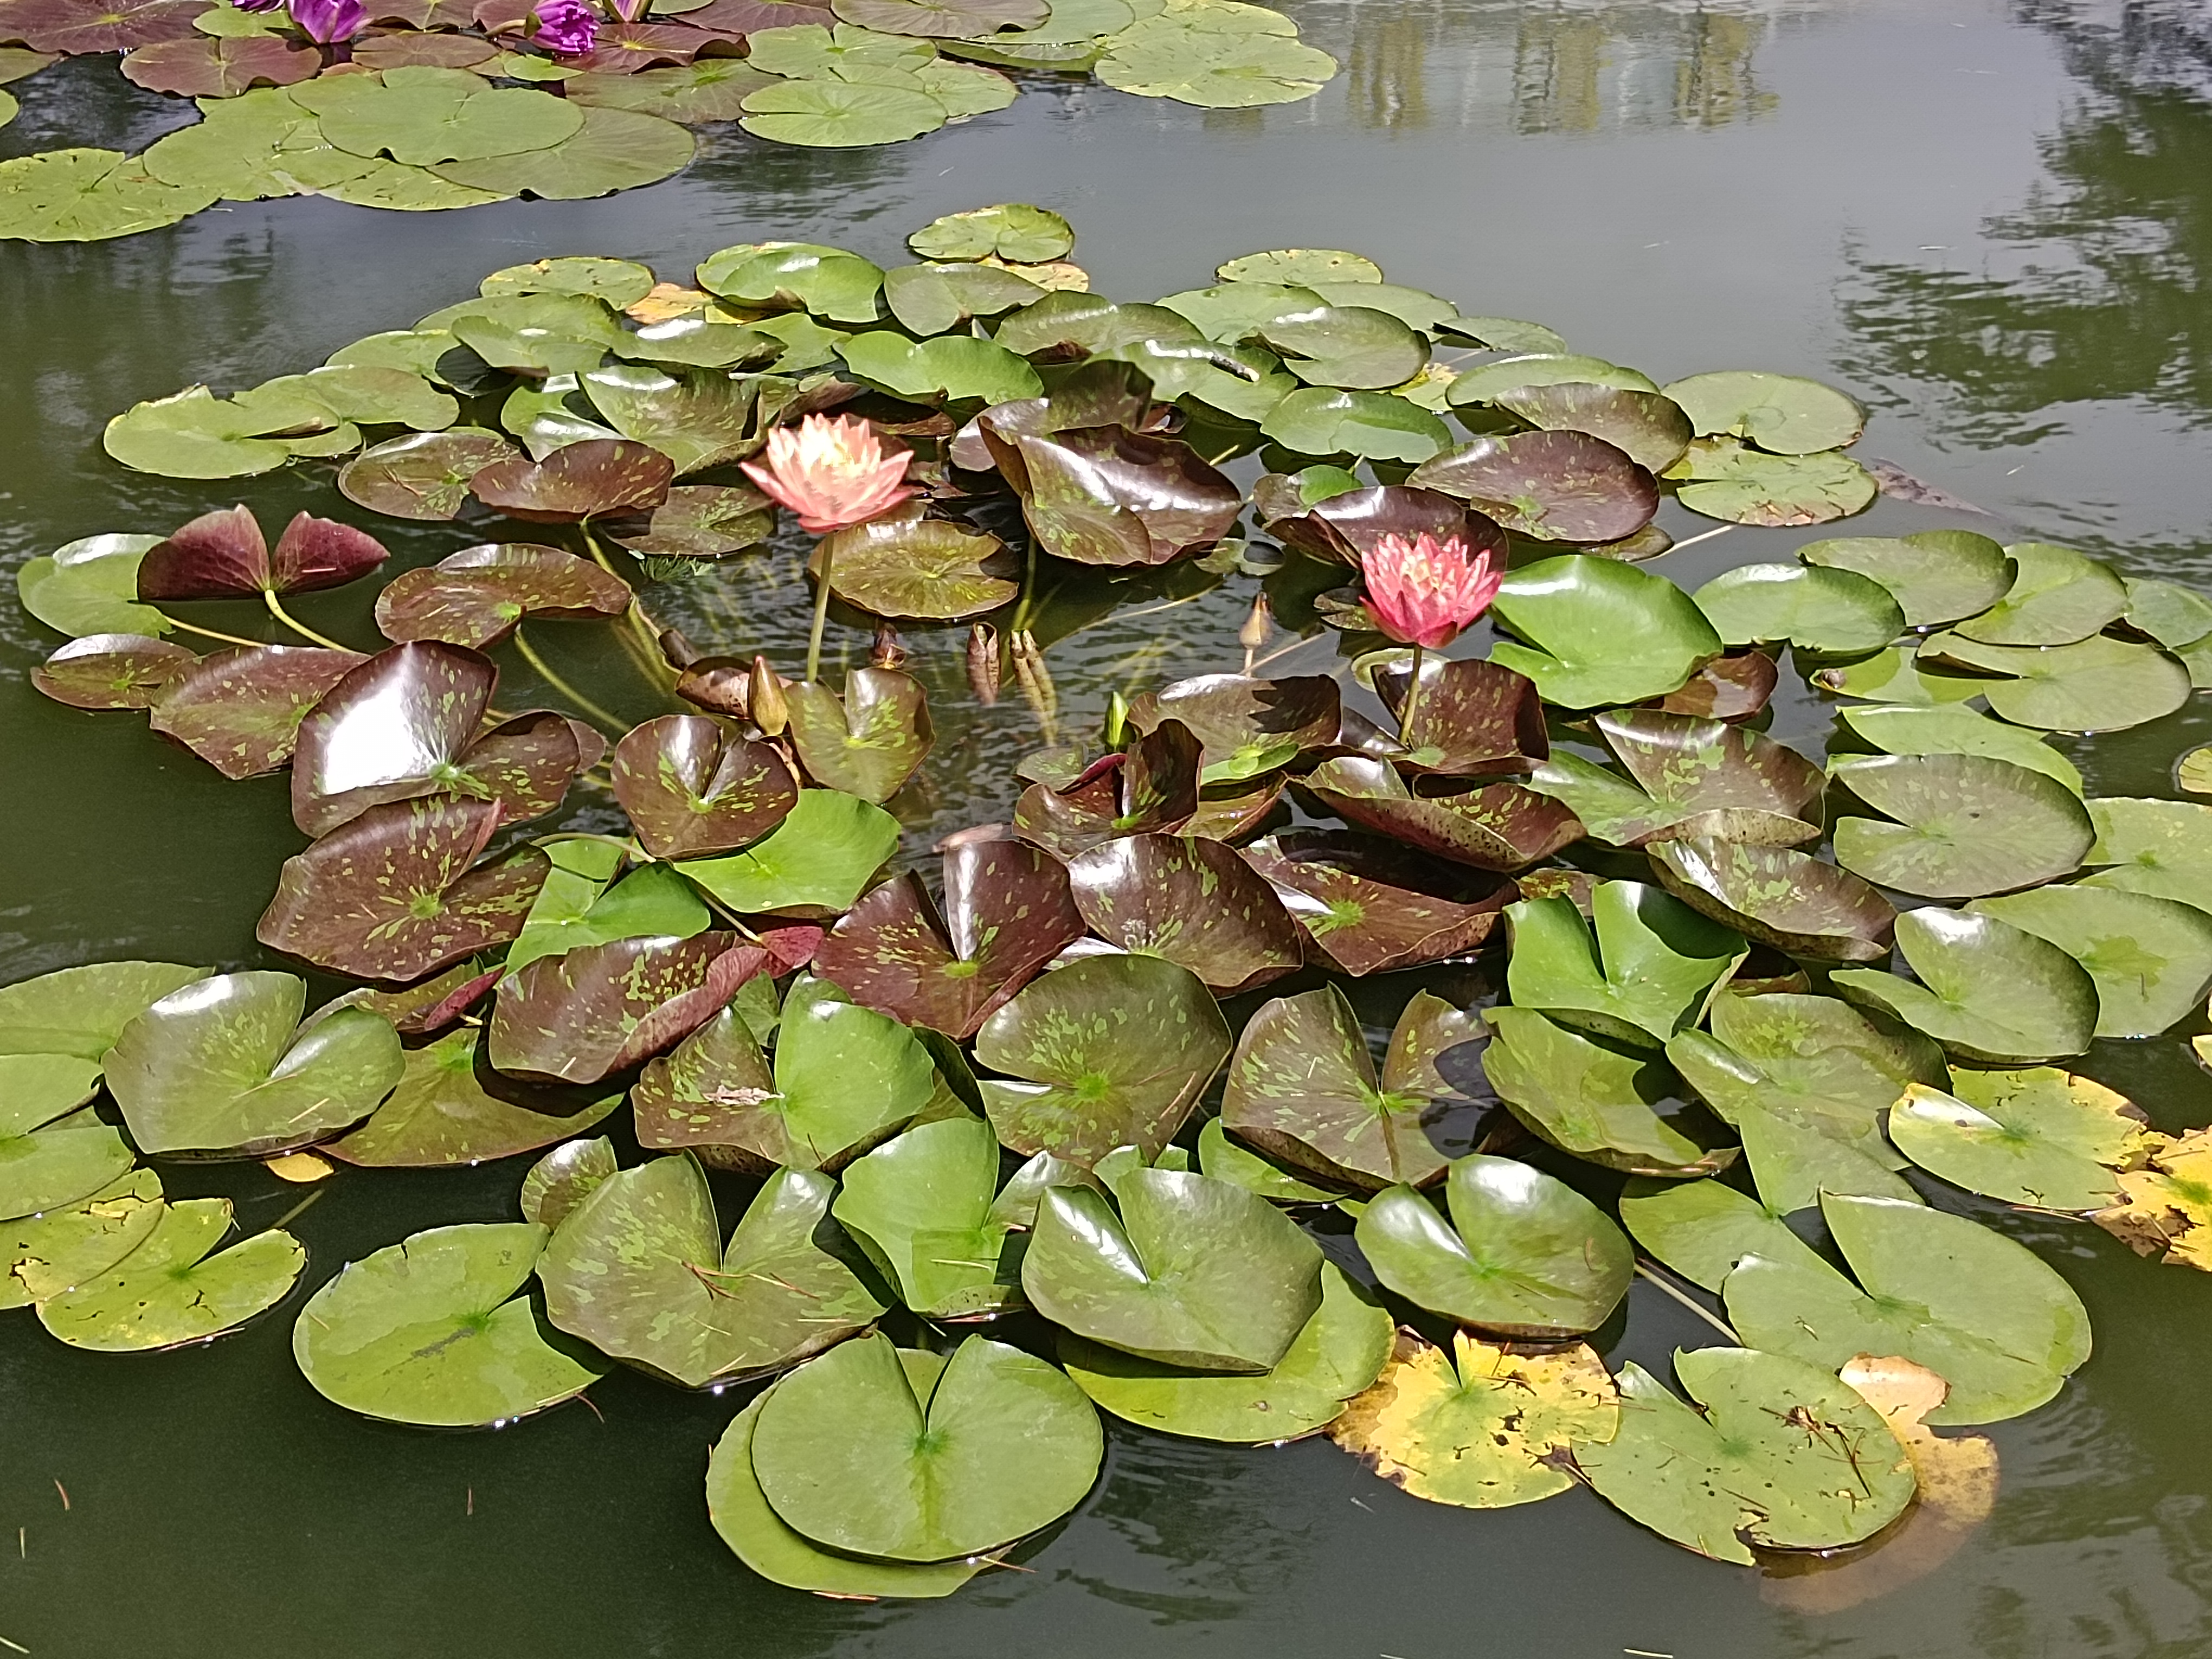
[748,654,788,736]
[1009,631,1058,738]
[658,627,700,670]
[966,623,1001,705]
[870,621,908,671]
[1104,691,1129,750]
[1239,591,1274,663]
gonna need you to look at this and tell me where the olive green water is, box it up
[5,1,2212,1654]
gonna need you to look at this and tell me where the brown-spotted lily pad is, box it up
[375,544,633,648]
[1013,719,1203,858]
[315,960,500,1037]
[610,483,775,558]
[258,796,550,981]
[783,668,933,804]
[1491,382,1694,475]
[1223,987,1485,1191]
[1124,673,1342,783]
[1253,481,1504,568]
[1652,651,1777,722]
[1064,833,1303,995]
[1525,709,1824,848]
[340,429,523,522]
[1648,839,1896,963]
[489,932,766,1085]
[33,633,197,710]
[810,513,1018,622]
[288,640,496,836]
[989,425,1242,567]
[1241,830,1514,975]
[324,1028,619,1166]
[1410,430,1659,544]
[149,644,366,779]
[470,438,674,522]
[813,839,1084,1039]
[1302,757,1582,872]
[136,506,389,600]
[1368,657,1547,776]
[609,713,799,858]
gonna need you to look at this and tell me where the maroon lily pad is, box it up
[118,34,319,95]
[375,543,634,649]
[1123,673,1342,782]
[1371,657,1548,776]
[1492,382,1694,475]
[457,710,601,822]
[672,657,751,717]
[5,0,202,53]
[679,0,835,30]
[570,20,731,71]
[33,633,197,710]
[339,429,523,522]
[148,644,366,779]
[609,714,798,858]
[137,506,390,600]
[611,483,774,558]
[1185,773,1289,843]
[349,28,500,69]
[317,960,503,1036]
[783,668,933,805]
[987,425,1242,567]
[488,933,767,1084]
[1652,650,1778,722]
[812,840,1084,1039]
[1648,838,1896,963]
[258,796,551,981]
[1241,829,1515,975]
[1253,481,1507,568]
[1064,833,1303,995]
[1302,756,1584,871]
[366,0,478,24]
[1013,718,1202,858]
[470,439,674,523]
[1410,430,1660,544]
[288,641,497,837]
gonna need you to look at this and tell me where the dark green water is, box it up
[5,2,2212,1654]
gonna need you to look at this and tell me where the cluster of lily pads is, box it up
[12,210,2212,1596]
[0,0,1336,241]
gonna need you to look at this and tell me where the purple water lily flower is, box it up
[290,0,365,42]
[532,0,599,56]
[233,0,286,14]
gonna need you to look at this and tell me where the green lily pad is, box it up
[1577,1347,1913,1565]
[2123,575,2212,650]
[1,1170,165,1311]
[1953,543,2127,646]
[1812,643,1990,706]
[1798,530,2015,628]
[567,57,777,121]
[783,668,934,805]
[1250,303,1427,391]
[539,1154,886,1387]
[294,1221,601,1427]
[1096,12,1336,107]
[101,385,295,478]
[1725,1191,2091,1424]
[1668,438,1876,526]
[1833,907,2099,1064]
[613,483,776,557]
[1969,885,2212,1039]
[840,331,1041,403]
[1481,1007,1731,1178]
[677,788,901,916]
[910,202,1074,263]
[1830,753,2095,899]
[1525,709,1823,849]
[505,846,709,977]
[16,532,167,638]
[0,1108,134,1225]
[831,1117,1053,1317]
[1355,1154,1634,1336]
[1447,352,1657,404]
[740,75,950,146]
[517,1136,617,1232]
[1888,1067,2147,1210]
[38,1199,304,1353]
[1258,388,1450,464]
[292,66,585,166]
[751,1331,1102,1560]
[974,954,1231,1167]
[814,513,1018,621]
[2079,796,2212,910]
[1195,1117,1336,1203]
[577,363,778,475]
[1060,1258,1390,1442]
[1660,371,1866,455]
[1616,1174,1828,1293]
[323,1029,618,1167]
[431,107,695,200]
[1486,554,1722,708]
[1648,839,1897,963]
[0,147,216,244]
[0,960,207,1063]
[696,239,885,324]
[1504,882,1747,1047]
[1836,704,2085,793]
[102,972,403,1158]
[883,260,1046,337]
[339,429,522,522]
[1693,563,1904,655]
[1920,632,2191,734]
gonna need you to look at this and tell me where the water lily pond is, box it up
[7,1,2212,1656]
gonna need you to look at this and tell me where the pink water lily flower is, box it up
[531,0,599,56]
[1360,530,1504,650]
[289,0,364,43]
[742,414,916,536]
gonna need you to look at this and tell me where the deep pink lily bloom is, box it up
[742,414,916,535]
[1360,530,1504,650]
[532,0,600,56]
[289,0,365,42]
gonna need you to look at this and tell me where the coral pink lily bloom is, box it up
[1359,530,1504,650]
[742,414,916,536]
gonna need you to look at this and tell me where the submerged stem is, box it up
[164,616,269,651]
[1398,642,1426,745]
[580,520,678,690]
[512,627,626,736]
[1633,1261,1740,1344]
[805,535,835,684]
[260,590,354,654]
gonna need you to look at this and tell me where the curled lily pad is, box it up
[1221,987,1483,1191]
[1953,543,2127,646]
[324,1029,618,1167]
[1,1171,165,1312]
[813,840,1083,1039]
[1920,633,2191,734]
[490,932,762,1084]
[316,961,499,1039]
[830,1116,1045,1317]
[1367,657,1545,777]
[1253,304,1427,391]
[1577,1347,1912,1565]
[1889,1068,2148,1210]
[150,644,368,780]
[1330,1329,1618,1509]
[1654,651,1779,721]
[138,505,388,600]
[518,1136,618,1232]
[260,797,549,981]
[975,954,1231,1167]
[1814,644,1989,708]
[1022,1168,1323,1370]
[1481,1007,1731,1178]
[1239,830,1513,976]
[610,714,798,858]
[1195,1117,1335,1203]
[1065,833,1301,995]
[1837,704,2084,793]
[1970,885,2212,1039]
[293,1222,601,1427]
[1354,1154,1635,1336]
[375,544,631,648]
[1493,382,1693,474]
[1799,531,2016,628]
[470,438,674,522]
[339,429,521,521]
[1831,753,2094,899]
[1834,907,2099,1064]
[1301,758,1582,873]
[989,425,1241,567]
[751,1332,1102,1560]
[784,668,933,804]
[38,1199,304,1353]
[102,971,403,1157]
[539,1154,886,1387]
[1526,709,1823,848]
[1660,371,1866,455]
[1124,673,1343,782]
[16,532,166,638]
[1410,430,1658,544]
[2080,795,2212,909]
[1668,438,1876,526]
[1012,721,1201,858]
[1648,839,1896,963]
[677,788,901,916]
[1487,554,1722,709]
[578,363,778,475]
[884,261,1046,337]
[1504,882,1747,1047]
[1693,563,1904,655]
[697,239,886,324]
[814,513,1016,620]
[33,634,198,710]
[1725,1191,2092,1424]
[1063,1259,1390,1442]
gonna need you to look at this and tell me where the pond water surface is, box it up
[4,2,2211,1656]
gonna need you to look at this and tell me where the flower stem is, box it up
[512,626,626,736]
[1398,642,1426,746]
[806,536,835,684]
[261,590,355,654]
[164,617,268,651]
[580,521,678,690]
